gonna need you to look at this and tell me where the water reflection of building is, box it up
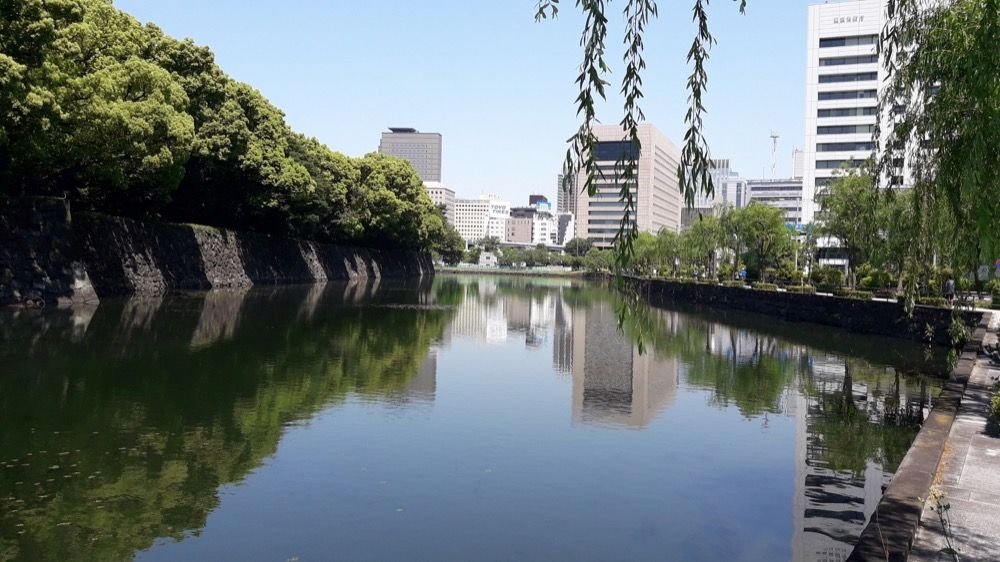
[450,280,507,343]
[552,297,573,374]
[571,300,678,428]
[449,280,563,348]
[405,350,437,402]
[790,356,928,562]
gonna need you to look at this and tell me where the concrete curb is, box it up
[846,311,992,561]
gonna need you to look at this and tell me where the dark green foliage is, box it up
[786,285,817,295]
[834,289,873,301]
[914,297,949,308]
[810,267,845,290]
[563,237,592,257]
[0,0,444,249]
[751,282,778,292]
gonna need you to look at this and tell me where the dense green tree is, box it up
[582,247,614,272]
[728,203,793,281]
[431,217,465,266]
[477,236,501,253]
[878,0,1000,269]
[564,237,592,257]
[0,0,447,252]
[819,171,883,286]
[681,215,723,278]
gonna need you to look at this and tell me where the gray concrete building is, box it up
[378,127,442,182]
[574,124,683,247]
[505,217,533,245]
[556,173,578,215]
[747,178,805,225]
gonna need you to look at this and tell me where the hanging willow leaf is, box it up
[538,1,751,272]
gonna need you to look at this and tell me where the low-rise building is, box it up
[453,196,511,243]
[747,178,805,225]
[424,181,455,223]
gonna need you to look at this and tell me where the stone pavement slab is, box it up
[910,325,1000,562]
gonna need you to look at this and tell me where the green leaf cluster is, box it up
[0,0,453,250]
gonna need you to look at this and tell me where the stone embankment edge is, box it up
[627,277,977,347]
[1,197,433,305]
[846,311,992,562]
[613,275,991,560]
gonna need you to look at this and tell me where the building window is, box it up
[818,106,877,118]
[816,142,875,152]
[594,141,640,162]
[815,159,863,169]
[819,54,878,66]
[819,35,877,48]
[818,90,877,101]
[818,72,878,84]
[818,124,876,135]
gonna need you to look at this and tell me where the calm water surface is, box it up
[0,275,948,561]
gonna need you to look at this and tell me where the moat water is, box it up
[0,275,948,561]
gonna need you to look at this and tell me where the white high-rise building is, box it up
[453,196,511,244]
[803,0,885,224]
[574,124,683,247]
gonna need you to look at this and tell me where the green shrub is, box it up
[916,297,949,307]
[836,289,873,300]
[990,390,1000,424]
[859,268,896,290]
[810,267,845,289]
[874,288,897,299]
[722,281,747,288]
[816,283,838,294]
[786,285,817,295]
[752,282,779,292]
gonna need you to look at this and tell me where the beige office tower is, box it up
[378,127,442,183]
[574,124,683,247]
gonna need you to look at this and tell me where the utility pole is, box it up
[769,130,780,179]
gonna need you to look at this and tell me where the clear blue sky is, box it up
[116,0,815,205]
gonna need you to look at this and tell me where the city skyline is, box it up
[114,0,821,206]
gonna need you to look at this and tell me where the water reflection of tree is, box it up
[609,297,934,480]
[806,360,926,476]
[0,282,453,562]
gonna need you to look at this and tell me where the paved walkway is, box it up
[911,314,1000,562]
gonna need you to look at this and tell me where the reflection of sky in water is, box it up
[0,276,946,562]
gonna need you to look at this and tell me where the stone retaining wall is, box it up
[847,312,992,561]
[0,198,432,305]
[0,198,98,306]
[634,278,979,347]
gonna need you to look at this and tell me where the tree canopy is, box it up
[0,0,460,253]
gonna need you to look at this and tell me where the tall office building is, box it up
[574,124,683,247]
[556,173,578,215]
[802,0,886,224]
[378,127,443,182]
